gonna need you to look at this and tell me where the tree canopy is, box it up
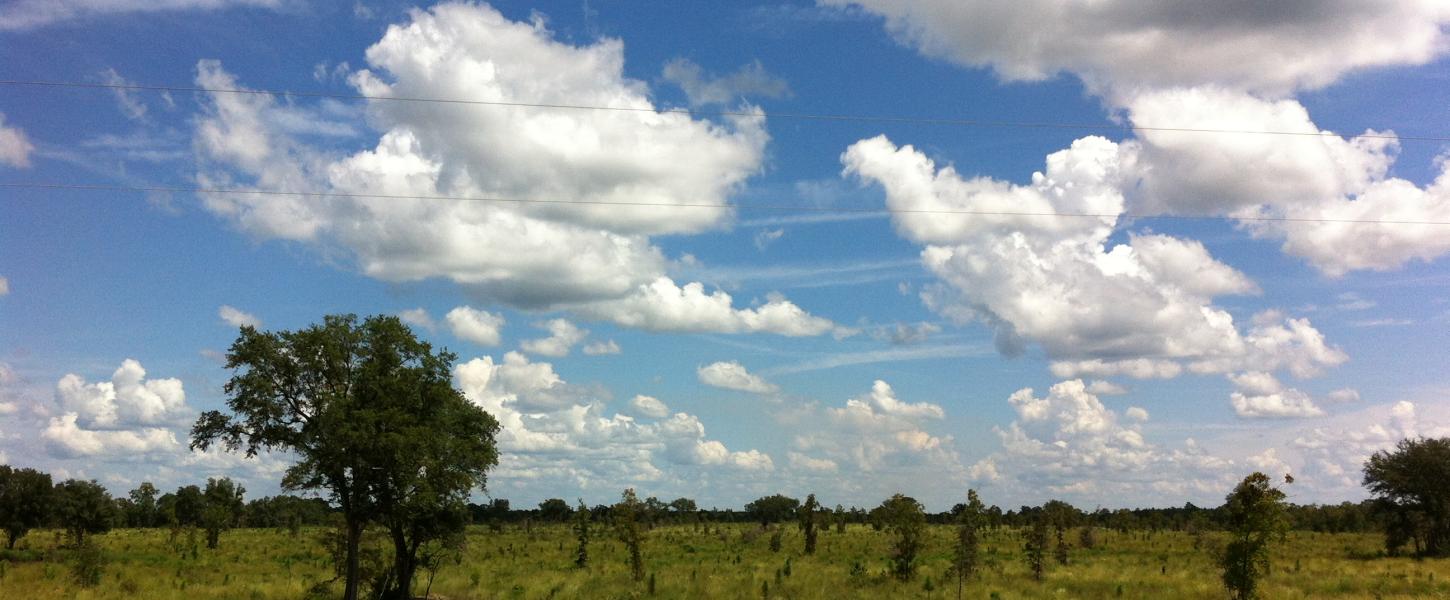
[1363,436,1450,556]
[191,314,500,600]
[0,466,52,549]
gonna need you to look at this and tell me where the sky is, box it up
[1,0,1449,512]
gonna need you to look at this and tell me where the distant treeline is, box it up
[460,494,1381,534]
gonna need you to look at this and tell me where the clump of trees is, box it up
[1364,437,1450,556]
[745,494,800,527]
[799,493,820,555]
[0,466,52,548]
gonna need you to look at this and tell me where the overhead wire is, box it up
[2,78,1447,142]
[5,182,1449,226]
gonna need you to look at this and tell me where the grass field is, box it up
[1,524,1447,599]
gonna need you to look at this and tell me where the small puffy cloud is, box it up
[697,361,779,395]
[629,395,669,419]
[0,275,8,296]
[582,339,621,356]
[446,306,505,346]
[1228,372,1324,418]
[787,451,839,473]
[1086,380,1127,396]
[397,307,436,332]
[576,279,837,336]
[853,380,944,421]
[871,321,940,345]
[520,319,588,357]
[217,305,261,328]
[54,359,188,429]
[1125,406,1149,422]
[0,112,34,168]
[794,379,954,473]
[662,58,792,107]
[753,228,785,251]
[1326,388,1361,404]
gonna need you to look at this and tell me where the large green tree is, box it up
[744,494,799,526]
[53,479,115,545]
[0,466,53,548]
[191,314,500,600]
[126,482,159,528]
[1363,437,1450,556]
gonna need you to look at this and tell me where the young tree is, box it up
[172,484,205,528]
[1024,516,1048,582]
[875,494,926,581]
[799,493,820,555]
[0,466,53,548]
[1363,437,1450,556]
[200,477,245,549]
[191,314,500,600]
[1218,472,1288,600]
[953,489,986,599]
[53,479,115,545]
[1042,499,1077,566]
[573,499,590,568]
[834,504,846,534]
[615,488,646,582]
[126,482,159,528]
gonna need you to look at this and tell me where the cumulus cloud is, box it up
[453,352,772,490]
[397,307,436,332]
[446,306,505,346]
[871,321,940,345]
[576,279,836,336]
[0,113,34,168]
[0,0,282,31]
[582,339,621,356]
[824,0,1450,98]
[191,4,834,335]
[42,360,189,458]
[520,318,588,357]
[697,361,779,395]
[629,394,670,419]
[662,58,792,107]
[792,379,954,473]
[1325,388,1361,404]
[1228,371,1324,418]
[1086,380,1127,396]
[969,380,1236,503]
[54,359,188,428]
[217,305,261,328]
[845,134,1340,379]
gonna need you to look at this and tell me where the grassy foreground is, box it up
[1,524,1447,599]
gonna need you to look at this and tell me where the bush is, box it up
[69,538,105,587]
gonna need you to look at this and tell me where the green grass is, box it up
[1,525,1447,599]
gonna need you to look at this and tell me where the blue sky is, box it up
[1,0,1449,511]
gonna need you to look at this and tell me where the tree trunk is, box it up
[388,526,416,600]
[342,517,363,600]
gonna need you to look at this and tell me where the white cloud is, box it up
[397,307,436,332]
[1326,388,1361,404]
[54,359,188,429]
[787,451,839,473]
[581,339,621,356]
[0,0,283,31]
[825,0,1450,98]
[520,318,588,357]
[753,228,785,251]
[697,361,779,395]
[446,306,505,346]
[1086,380,1127,396]
[1228,371,1324,419]
[576,279,836,336]
[190,5,834,335]
[793,379,954,473]
[969,380,1236,504]
[217,304,261,328]
[1125,406,1149,422]
[42,413,178,458]
[870,321,940,345]
[845,134,1343,378]
[629,394,669,419]
[100,68,148,121]
[0,275,8,296]
[662,58,792,107]
[0,113,34,168]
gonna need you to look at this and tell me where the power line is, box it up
[2,78,1445,143]
[6,181,1449,227]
